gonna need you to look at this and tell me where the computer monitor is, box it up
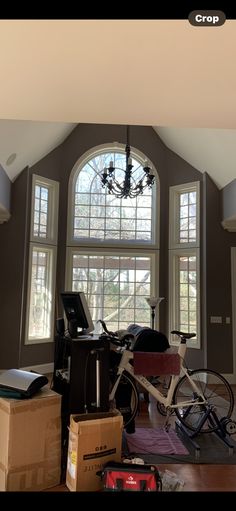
[61,291,94,338]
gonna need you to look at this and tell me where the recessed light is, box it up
[6,153,17,166]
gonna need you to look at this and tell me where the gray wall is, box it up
[0,143,63,368]
[165,149,206,369]
[0,164,11,213]
[20,146,63,367]
[0,123,235,374]
[0,170,29,367]
[222,178,236,221]
[204,173,236,372]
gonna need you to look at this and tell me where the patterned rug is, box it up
[125,427,189,456]
[124,425,236,464]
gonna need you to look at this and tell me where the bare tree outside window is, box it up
[68,146,158,332]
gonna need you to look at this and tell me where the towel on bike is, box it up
[127,324,170,353]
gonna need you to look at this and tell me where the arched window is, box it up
[66,143,160,332]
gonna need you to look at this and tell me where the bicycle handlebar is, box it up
[100,330,197,348]
[99,333,132,348]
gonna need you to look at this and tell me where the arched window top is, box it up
[68,142,159,246]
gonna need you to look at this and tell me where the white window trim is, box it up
[30,174,59,245]
[169,247,200,349]
[26,175,59,345]
[65,247,160,330]
[25,243,57,345]
[169,181,200,249]
[66,143,160,250]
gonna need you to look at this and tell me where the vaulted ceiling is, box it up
[0,19,236,188]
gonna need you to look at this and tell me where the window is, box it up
[33,184,49,239]
[26,245,57,343]
[169,182,199,249]
[66,144,159,331]
[67,145,156,244]
[169,182,200,347]
[30,174,59,245]
[66,249,156,331]
[25,175,59,344]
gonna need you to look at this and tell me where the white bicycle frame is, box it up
[109,340,207,411]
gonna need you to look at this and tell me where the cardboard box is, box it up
[0,387,61,491]
[66,410,123,492]
[133,348,180,375]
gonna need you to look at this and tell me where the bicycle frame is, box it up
[109,341,207,411]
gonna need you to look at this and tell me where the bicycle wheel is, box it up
[110,371,139,428]
[173,369,234,433]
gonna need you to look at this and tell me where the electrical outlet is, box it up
[210,316,222,324]
[226,317,231,324]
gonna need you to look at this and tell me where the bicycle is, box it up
[105,330,234,434]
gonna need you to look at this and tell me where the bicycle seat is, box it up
[171,330,196,339]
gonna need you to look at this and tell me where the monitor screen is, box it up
[61,291,94,338]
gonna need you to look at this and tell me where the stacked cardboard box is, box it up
[0,387,61,491]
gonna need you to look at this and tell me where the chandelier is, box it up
[101,126,155,199]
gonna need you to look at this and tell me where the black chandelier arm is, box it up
[101,170,109,186]
[146,174,155,186]
[106,179,153,199]
[109,178,130,194]
[101,168,154,198]
[107,178,131,197]
[100,125,155,198]
[143,165,151,174]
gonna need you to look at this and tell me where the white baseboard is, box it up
[222,373,236,385]
[20,362,54,375]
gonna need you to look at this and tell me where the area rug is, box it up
[124,425,236,464]
[125,427,189,456]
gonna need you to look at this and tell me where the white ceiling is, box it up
[0,120,76,181]
[0,19,236,188]
[155,127,236,189]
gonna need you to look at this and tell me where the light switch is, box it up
[226,317,231,324]
[210,316,222,324]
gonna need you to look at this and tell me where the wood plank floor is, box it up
[46,384,236,493]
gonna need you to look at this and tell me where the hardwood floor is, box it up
[47,465,236,493]
[45,384,236,492]
[135,394,236,492]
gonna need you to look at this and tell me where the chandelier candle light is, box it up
[101,126,155,199]
[146,297,164,330]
